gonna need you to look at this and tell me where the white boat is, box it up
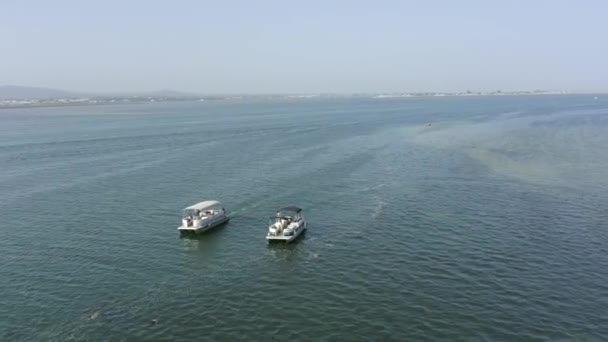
[177,200,229,234]
[266,206,307,242]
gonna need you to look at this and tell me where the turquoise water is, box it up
[1,96,607,341]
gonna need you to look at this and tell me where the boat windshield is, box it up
[182,209,215,218]
[271,213,301,221]
[182,209,198,218]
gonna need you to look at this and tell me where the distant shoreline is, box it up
[0,99,199,110]
[0,92,603,110]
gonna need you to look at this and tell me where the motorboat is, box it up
[177,200,229,234]
[266,206,307,242]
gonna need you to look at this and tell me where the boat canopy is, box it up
[184,200,222,211]
[278,206,302,213]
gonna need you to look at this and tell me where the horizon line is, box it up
[2,84,607,97]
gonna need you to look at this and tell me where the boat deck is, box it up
[266,227,305,241]
[178,216,230,232]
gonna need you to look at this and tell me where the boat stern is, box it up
[178,226,203,234]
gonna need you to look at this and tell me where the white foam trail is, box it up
[372,195,386,219]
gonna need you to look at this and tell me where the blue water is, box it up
[1,96,607,341]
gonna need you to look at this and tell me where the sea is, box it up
[1,95,607,341]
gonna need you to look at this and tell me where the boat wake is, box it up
[372,195,386,219]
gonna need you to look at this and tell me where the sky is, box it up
[1,0,607,94]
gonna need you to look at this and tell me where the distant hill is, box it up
[96,89,201,98]
[0,85,201,99]
[0,85,82,99]
[144,89,200,97]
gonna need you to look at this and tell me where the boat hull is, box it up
[178,216,229,234]
[266,223,306,243]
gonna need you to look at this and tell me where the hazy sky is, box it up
[1,0,607,93]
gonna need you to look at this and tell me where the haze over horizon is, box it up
[2,0,607,94]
